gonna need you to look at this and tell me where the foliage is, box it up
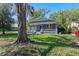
[33,9,49,18]
[0,4,15,34]
[50,9,79,33]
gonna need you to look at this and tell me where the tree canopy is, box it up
[0,4,14,34]
[33,9,49,18]
[50,9,79,33]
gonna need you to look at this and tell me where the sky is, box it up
[13,3,79,20]
[30,3,79,18]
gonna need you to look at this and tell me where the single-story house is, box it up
[28,17,58,34]
[11,23,18,30]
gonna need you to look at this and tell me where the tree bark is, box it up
[2,19,5,35]
[2,27,5,35]
[15,3,29,44]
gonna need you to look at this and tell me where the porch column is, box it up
[49,24,50,29]
[56,24,58,34]
[41,24,42,31]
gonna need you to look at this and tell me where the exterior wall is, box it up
[11,23,18,30]
[55,24,58,34]
[71,22,79,33]
[71,22,79,28]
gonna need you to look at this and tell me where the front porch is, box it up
[30,24,58,34]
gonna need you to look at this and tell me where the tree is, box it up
[50,9,75,33]
[33,9,49,18]
[15,3,34,43]
[0,4,14,35]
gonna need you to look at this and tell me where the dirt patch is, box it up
[0,41,48,56]
[0,41,14,46]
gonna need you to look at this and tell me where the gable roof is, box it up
[29,17,57,25]
[29,17,56,22]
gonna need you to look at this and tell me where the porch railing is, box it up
[41,29,57,34]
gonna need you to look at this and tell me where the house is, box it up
[11,23,18,30]
[71,20,79,33]
[28,17,58,34]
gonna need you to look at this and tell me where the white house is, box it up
[71,20,79,33]
[28,17,58,34]
[11,23,18,30]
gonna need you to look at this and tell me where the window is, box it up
[50,24,56,29]
[43,24,49,29]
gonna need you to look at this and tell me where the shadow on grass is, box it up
[0,42,40,56]
[30,35,79,56]
[0,33,18,41]
[0,33,17,37]
[1,33,79,56]
[30,37,68,56]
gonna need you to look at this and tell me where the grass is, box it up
[48,46,79,56]
[0,31,79,56]
[0,31,18,41]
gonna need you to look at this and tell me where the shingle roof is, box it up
[29,17,56,22]
[29,17,57,25]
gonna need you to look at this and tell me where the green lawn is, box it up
[0,31,79,56]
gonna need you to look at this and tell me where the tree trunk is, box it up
[2,27,5,35]
[2,19,5,35]
[15,3,29,44]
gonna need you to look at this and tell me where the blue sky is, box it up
[13,3,79,20]
[30,3,79,18]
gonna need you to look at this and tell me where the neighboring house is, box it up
[71,20,79,33]
[11,23,18,30]
[28,17,58,34]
